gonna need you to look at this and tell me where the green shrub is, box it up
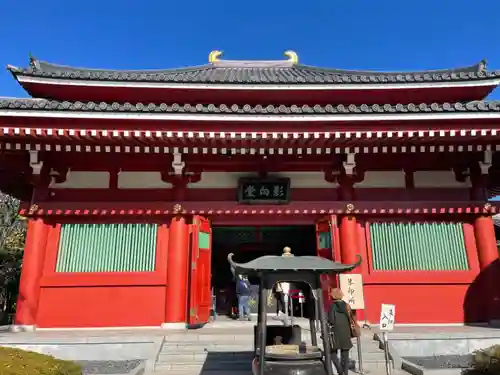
[472,344,500,372]
[0,346,81,375]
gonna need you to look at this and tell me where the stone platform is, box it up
[0,328,164,374]
[373,325,500,375]
[1,322,497,375]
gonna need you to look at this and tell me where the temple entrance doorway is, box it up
[211,225,317,319]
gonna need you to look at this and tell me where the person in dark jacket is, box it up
[236,275,252,321]
[328,288,353,375]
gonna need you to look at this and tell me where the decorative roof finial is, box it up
[284,50,298,64]
[479,59,488,73]
[172,203,183,215]
[28,53,40,71]
[282,246,294,257]
[209,50,223,63]
[28,204,39,215]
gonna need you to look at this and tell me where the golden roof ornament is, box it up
[208,50,222,63]
[284,50,299,65]
[172,204,183,215]
[282,246,294,257]
[28,204,39,215]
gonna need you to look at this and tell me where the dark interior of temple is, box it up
[210,225,317,317]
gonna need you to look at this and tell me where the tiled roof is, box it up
[7,56,500,85]
[1,98,500,115]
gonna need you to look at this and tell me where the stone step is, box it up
[154,372,379,375]
[154,361,393,375]
[156,361,387,372]
[159,348,382,355]
[156,359,252,367]
[159,343,382,353]
[155,360,252,371]
[164,336,380,348]
[157,350,385,363]
[163,334,321,342]
[155,371,402,375]
[161,337,380,344]
[162,334,379,340]
[157,352,253,361]
[154,371,251,375]
[155,336,388,373]
[160,343,254,351]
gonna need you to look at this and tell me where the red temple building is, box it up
[1,51,500,329]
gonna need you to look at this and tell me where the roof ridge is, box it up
[295,60,486,75]
[211,60,294,68]
[7,56,497,79]
[0,96,44,101]
[11,57,216,74]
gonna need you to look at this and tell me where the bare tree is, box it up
[0,193,26,324]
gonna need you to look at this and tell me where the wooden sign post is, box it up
[339,273,366,374]
[379,303,396,375]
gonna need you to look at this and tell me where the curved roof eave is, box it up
[227,253,362,274]
[1,98,500,119]
[7,57,500,86]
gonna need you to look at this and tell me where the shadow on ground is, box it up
[464,259,500,326]
[200,351,253,373]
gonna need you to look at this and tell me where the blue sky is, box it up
[1,0,500,99]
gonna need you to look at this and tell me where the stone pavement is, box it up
[153,319,399,375]
[6,318,480,375]
[3,321,498,375]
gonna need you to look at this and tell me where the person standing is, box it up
[272,282,285,316]
[328,288,358,375]
[271,246,295,316]
[236,274,252,321]
[280,247,294,316]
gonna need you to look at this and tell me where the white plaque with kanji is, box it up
[379,304,396,331]
[338,273,365,310]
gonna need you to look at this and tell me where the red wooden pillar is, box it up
[15,219,49,329]
[340,215,359,266]
[163,215,189,328]
[474,215,500,322]
[340,215,360,319]
[474,216,498,269]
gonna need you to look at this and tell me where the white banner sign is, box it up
[339,273,365,310]
[379,304,396,331]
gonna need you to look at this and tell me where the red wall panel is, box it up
[29,205,488,327]
[34,222,169,328]
[37,286,166,328]
[362,284,469,324]
[353,217,483,324]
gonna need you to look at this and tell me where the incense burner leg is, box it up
[317,284,334,375]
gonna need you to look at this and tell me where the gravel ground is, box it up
[75,359,143,375]
[403,355,472,369]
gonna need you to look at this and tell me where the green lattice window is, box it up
[369,222,469,271]
[56,224,158,272]
[199,232,211,249]
[318,231,332,249]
